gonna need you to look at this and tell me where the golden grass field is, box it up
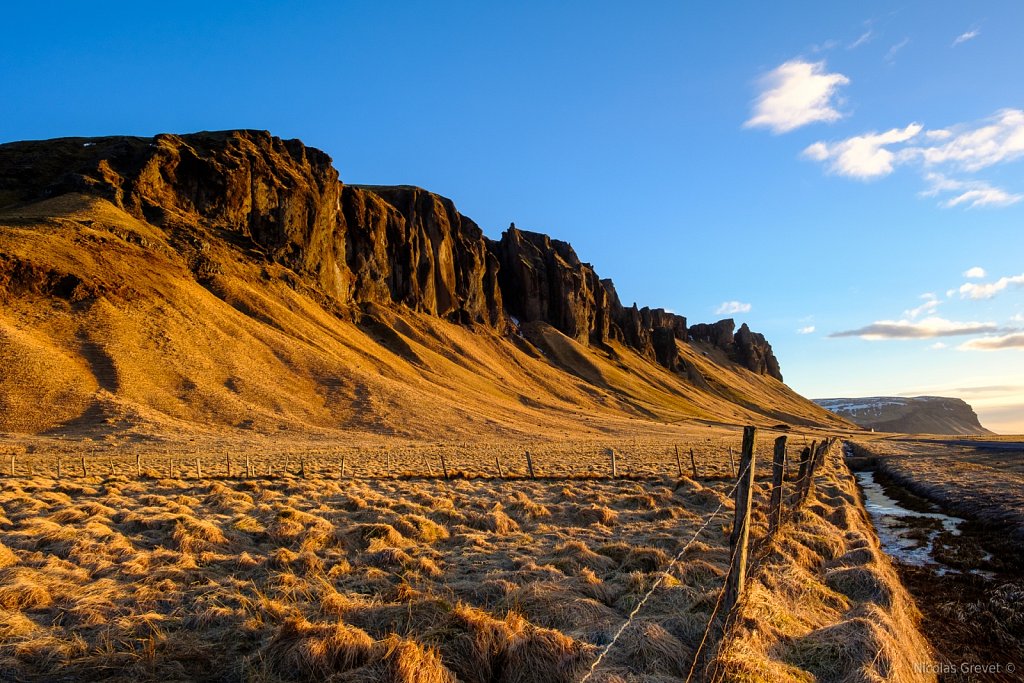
[0,435,936,682]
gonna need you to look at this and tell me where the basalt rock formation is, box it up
[0,130,781,379]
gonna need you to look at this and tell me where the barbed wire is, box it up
[579,457,752,683]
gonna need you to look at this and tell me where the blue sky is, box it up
[2,2,1022,432]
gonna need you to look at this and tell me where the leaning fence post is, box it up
[769,436,787,536]
[81,455,88,478]
[440,451,450,480]
[525,450,536,479]
[609,448,618,477]
[674,445,683,477]
[689,448,698,478]
[495,455,504,478]
[300,457,307,478]
[724,426,757,616]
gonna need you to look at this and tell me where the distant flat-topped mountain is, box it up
[0,130,852,438]
[814,396,992,435]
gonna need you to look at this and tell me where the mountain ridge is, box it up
[814,395,991,435]
[0,130,850,438]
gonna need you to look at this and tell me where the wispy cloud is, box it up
[744,60,850,134]
[929,342,947,350]
[953,29,980,46]
[716,300,752,315]
[802,124,922,179]
[885,37,910,63]
[903,293,940,319]
[959,332,1024,350]
[829,316,1000,339]
[801,109,1024,207]
[959,272,1024,300]
[963,266,986,279]
[848,30,873,50]
[921,173,1023,209]
[904,109,1024,172]
[796,325,816,334]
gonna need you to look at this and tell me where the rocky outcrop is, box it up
[814,396,992,435]
[0,130,783,379]
[341,185,504,327]
[496,226,610,344]
[688,319,783,380]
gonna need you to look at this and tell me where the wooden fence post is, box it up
[9,454,14,477]
[728,446,736,477]
[57,457,62,479]
[525,451,536,479]
[387,451,392,475]
[796,447,812,505]
[440,451,450,480]
[226,453,231,478]
[300,457,307,478]
[674,446,683,477]
[689,448,698,478]
[495,455,504,478]
[136,453,141,478]
[81,455,88,478]
[769,436,787,536]
[195,457,202,479]
[724,426,757,616]
[340,455,346,478]
[609,448,618,477]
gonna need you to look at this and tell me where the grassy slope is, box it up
[0,193,852,444]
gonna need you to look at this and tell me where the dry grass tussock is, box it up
[0,459,768,681]
[712,442,934,682]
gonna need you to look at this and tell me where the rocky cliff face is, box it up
[814,396,992,435]
[689,319,782,380]
[0,130,782,379]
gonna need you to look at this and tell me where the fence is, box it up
[580,426,837,683]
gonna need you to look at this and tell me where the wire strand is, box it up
[578,458,752,683]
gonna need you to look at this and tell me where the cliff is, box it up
[0,130,779,379]
[0,130,817,437]
[814,396,992,435]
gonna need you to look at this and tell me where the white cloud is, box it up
[959,273,1024,300]
[959,332,1024,351]
[744,60,850,134]
[796,325,816,334]
[963,266,986,279]
[829,316,1000,339]
[905,109,1024,172]
[848,31,873,49]
[716,300,752,315]
[919,172,1021,209]
[953,29,980,46]
[903,293,940,319]
[1012,313,1024,323]
[929,342,948,350]
[944,187,1023,209]
[802,123,923,179]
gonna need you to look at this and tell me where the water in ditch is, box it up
[854,469,994,578]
